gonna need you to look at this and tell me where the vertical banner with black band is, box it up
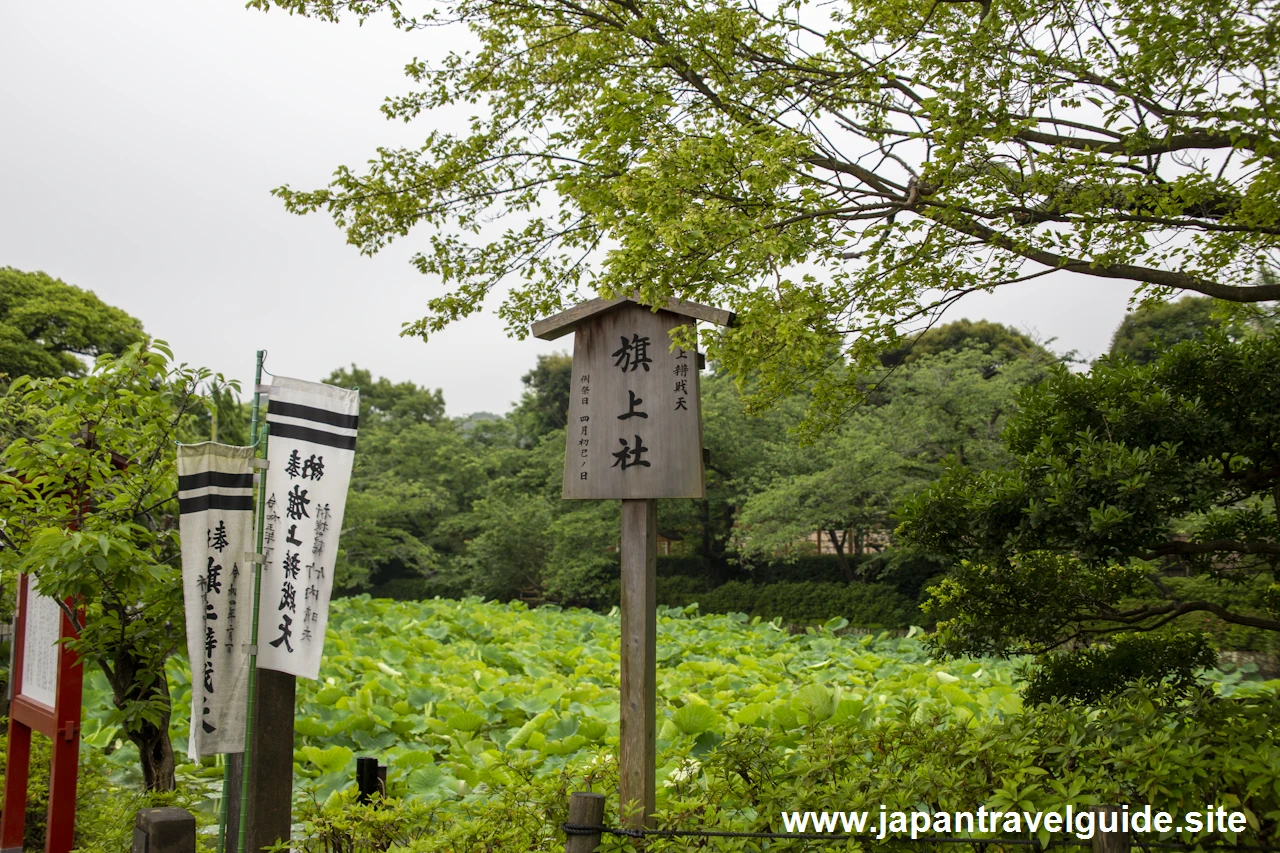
[256,376,359,679]
[178,442,256,757]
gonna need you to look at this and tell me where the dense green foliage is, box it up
[1022,632,1218,706]
[885,320,1054,367]
[69,596,1277,851]
[0,267,145,386]
[285,677,1280,852]
[311,361,621,601]
[253,0,1280,434]
[599,578,918,627]
[0,730,214,853]
[510,352,573,442]
[1109,297,1225,365]
[1160,576,1280,655]
[64,597,1276,850]
[733,346,1047,579]
[900,331,1280,695]
[76,597,1014,802]
[378,551,946,626]
[319,365,453,591]
[0,343,233,791]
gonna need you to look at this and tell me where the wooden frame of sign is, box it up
[533,295,732,829]
[1,574,84,853]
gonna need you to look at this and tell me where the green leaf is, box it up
[445,712,487,733]
[301,745,353,775]
[795,684,835,722]
[406,765,445,796]
[672,703,720,736]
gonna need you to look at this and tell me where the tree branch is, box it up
[920,204,1280,303]
[1143,539,1280,558]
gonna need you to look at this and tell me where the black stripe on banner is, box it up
[179,493,256,514]
[268,421,358,451]
[267,399,359,430]
[177,471,254,491]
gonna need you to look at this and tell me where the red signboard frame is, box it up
[1,573,83,853]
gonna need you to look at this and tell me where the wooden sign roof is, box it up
[531,295,733,341]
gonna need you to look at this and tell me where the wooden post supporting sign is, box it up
[534,295,732,830]
[1,574,84,853]
[619,498,657,826]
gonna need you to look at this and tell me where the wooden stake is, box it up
[619,498,657,830]
[565,792,605,853]
[1092,806,1131,853]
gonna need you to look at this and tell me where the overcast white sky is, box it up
[2,1,1137,416]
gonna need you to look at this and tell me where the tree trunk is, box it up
[826,529,853,583]
[107,652,178,791]
[129,719,177,792]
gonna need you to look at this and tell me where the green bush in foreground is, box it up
[283,684,1280,852]
[69,597,1276,848]
[0,726,214,853]
[1024,632,1219,706]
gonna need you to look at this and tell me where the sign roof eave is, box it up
[531,295,735,341]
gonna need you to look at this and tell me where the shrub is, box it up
[702,581,917,626]
[370,577,435,600]
[281,684,1280,851]
[0,726,215,852]
[655,555,713,577]
[602,579,919,626]
[1023,632,1218,706]
[1160,575,1280,654]
[747,554,850,585]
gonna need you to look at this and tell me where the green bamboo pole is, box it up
[215,750,228,853]
[215,374,262,853]
[236,351,269,853]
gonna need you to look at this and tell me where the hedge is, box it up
[597,578,919,627]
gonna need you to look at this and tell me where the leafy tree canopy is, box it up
[326,364,447,428]
[1108,296,1225,364]
[510,352,572,441]
[253,0,1280,433]
[734,344,1047,578]
[321,368,456,590]
[899,332,1280,670]
[0,342,228,790]
[0,267,145,384]
[883,319,1055,367]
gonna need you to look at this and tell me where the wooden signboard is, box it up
[2,574,84,853]
[560,304,704,500]
[533,294,732,830]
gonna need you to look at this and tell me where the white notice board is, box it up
[19,578,61,708]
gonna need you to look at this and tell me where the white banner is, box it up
[178,442,256,757]
[256,376,358,679]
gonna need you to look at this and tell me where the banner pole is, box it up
[213,391,257,853]
[235,351,268,853]
[215,750,228,853]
